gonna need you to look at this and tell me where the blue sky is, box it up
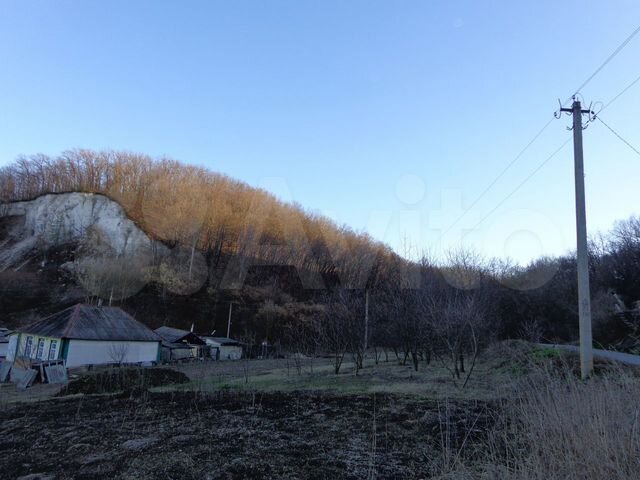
[1,1,639,264]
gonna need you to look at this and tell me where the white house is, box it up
[6,304,161,368]
[0,328,11,359]
[200,336,243,360]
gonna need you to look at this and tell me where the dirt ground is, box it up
[0,389,494,480]
[0,343,605,479]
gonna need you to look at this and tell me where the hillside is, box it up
[0,150,405,336]
[1,150,640,353]
[0,149,400,288]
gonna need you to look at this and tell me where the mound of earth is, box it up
[60,367,189,395]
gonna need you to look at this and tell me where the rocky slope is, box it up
[0,192,165,271]
[0,192,306,332]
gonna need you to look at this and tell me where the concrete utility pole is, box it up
[560,98,594,379]
[227,302,233,338]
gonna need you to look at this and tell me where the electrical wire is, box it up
[602,71,640,112]
[597,116,640,158]
[466,138,571,233]
[442,23,640,235]
[441,117,554,236]
[572,23,640,98]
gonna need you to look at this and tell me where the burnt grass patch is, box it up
[0,390,496,479]
[60,367,190,396]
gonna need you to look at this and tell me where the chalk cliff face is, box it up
[0,193,166,270]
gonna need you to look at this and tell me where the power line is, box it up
[441,118,554,236]
[602,71,640,112]
[572,23,640,98]
[441,22,640,235]
[467,138,571,232]
[596,116,640,158]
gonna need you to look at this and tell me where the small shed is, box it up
[200,336,243,360]
[155,326,207,362]
[6,304,161,368]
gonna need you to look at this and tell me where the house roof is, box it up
[18,304,161,342]
[201,336,241,346]
[154,326,205,345]
[160,341,194,350]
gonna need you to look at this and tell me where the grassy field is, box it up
[159,347,522,400]
[0,341,605,405]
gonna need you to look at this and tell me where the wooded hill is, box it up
[1,150,639,357]
[0,149,401,290]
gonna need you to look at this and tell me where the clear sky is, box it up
[1,1,639,264]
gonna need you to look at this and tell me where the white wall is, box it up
[219,345,242,360]
[65,340,159,368]
[0,342,7,358]
[6,335,18,360]
[6,334,61,362]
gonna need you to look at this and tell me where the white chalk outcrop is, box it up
[0,193,166,270]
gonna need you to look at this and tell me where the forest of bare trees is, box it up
[2,150,640,359]
[0,149,400,290]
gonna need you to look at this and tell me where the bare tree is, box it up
[430,292,487,388]
[284,319,316,375]
[315,289,353,375]
[108,343,130,366]
[238,330,256,384]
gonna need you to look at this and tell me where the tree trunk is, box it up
[411,351,419,371]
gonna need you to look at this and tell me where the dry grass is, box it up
[444,363,640,479]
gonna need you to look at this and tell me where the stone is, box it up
[16,474,55,480]
[121,436,158,451]
[171,434,198,445]
[79,453,110,466]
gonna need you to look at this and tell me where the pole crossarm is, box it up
[560,108,592,114]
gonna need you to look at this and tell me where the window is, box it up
[24,336,33,358]
[36,338,45,359]
[48,340,58,360]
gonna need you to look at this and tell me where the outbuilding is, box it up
[155,326,207,362]
[200,336,243,360]
[6,304,161,368]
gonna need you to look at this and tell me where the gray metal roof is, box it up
[201,336,241,346]
[160,341,193,350]
[18,304,161,342]
[154,326,205,345]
